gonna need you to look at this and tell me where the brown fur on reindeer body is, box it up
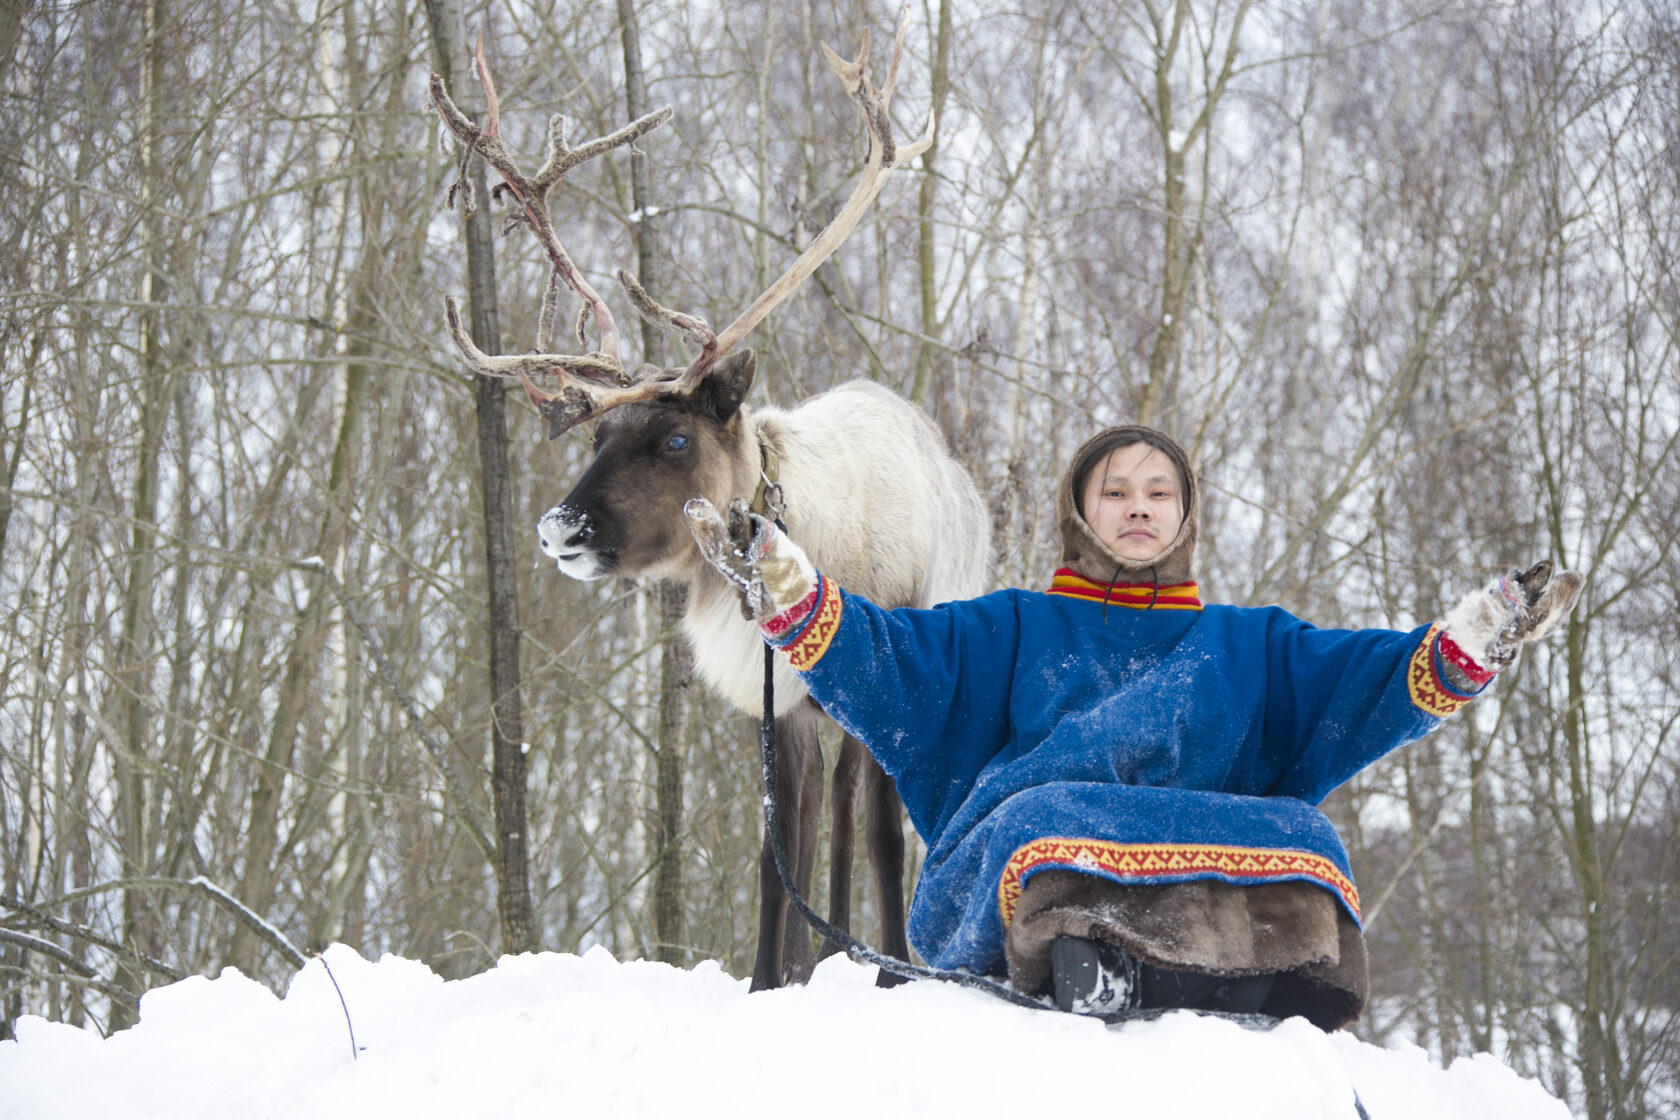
[538,352,990,987]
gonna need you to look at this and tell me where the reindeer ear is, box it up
[696,348,756,421]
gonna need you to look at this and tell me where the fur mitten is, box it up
[684,497,817,625]
[1439,560,1585,688]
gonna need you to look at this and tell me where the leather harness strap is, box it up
[751,429,785,522]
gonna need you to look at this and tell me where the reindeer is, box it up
[430,13,989,990]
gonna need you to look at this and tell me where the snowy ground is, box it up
[0,945,1571,1119]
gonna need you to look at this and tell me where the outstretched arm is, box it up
[1271,560,1584,801]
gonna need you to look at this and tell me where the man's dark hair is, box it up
[1070,425,1193,518]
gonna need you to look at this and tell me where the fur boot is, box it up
[1004,869,1368,1030]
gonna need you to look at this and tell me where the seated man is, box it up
[685,425,1582,1029]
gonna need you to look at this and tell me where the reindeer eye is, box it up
[665,433,690,452]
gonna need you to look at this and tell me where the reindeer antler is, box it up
[431,33,670,376]
[434,11,930,439]
[660,6,934,392]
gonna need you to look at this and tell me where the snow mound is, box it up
[0,945,1570,1119]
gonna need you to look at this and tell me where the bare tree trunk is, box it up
[232,351,370,975]
[615,0,691,966]
[56,34,106,1024]
[1466,723,1496,1055]
[1136,0,1250,427]
[1561,609,1620,1120]
[234,1,398,964]
[473,172,536,955]
[110,0,170,1030]
[909,0,952,407]
[0,0,30,91]
[651,582,690,965]
[0,333,36,567]
[423,0,535,957]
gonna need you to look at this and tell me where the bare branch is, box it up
[185,876,307,971]
[2,895,185,982]
[4,877,306,975]
[0,927,100,978]
[0,930,141,1009]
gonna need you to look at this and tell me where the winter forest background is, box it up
[0,0,1675,1115]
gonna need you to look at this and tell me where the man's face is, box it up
[1079,444,1185,565]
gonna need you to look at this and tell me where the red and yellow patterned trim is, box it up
[778,575,843,671]
[1045,568,1201,610]
[998,837,1361,927]
[1406,624,1477,718]
[1436,630,1495,688]
[761,587,820,640]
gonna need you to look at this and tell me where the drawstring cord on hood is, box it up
[1101,559,1123,624]
[1100,561,1161,624]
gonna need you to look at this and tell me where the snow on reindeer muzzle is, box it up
[538,505,611,581]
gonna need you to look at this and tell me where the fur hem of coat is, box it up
[1004,869,1368,1031]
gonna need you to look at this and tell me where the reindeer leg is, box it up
[751,711,805,991]
[864,753,911,988]
[752,709,823,989]
[819,733,866,960]
[779,711,824,985]
[750,834,788,992]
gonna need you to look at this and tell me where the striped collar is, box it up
[1044,568,1202,610]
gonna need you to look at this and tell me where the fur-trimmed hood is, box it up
[1056,425,1199,588]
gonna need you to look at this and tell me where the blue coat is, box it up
[768,569,1480,977]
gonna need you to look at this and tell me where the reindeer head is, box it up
[430,14,931,579]
[537,350,757,581]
